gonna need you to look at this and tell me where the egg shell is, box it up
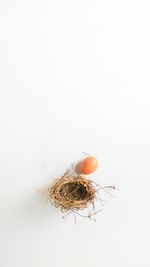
[80,156,98,174]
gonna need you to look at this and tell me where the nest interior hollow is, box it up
[49,175,95,212]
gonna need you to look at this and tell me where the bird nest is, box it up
[47,169,117,221]
[49,174,95,212]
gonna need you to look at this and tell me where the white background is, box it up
[0,0,150,266]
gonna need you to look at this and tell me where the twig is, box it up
[82,152,91,156]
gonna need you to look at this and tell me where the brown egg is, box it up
[80,156,98,174]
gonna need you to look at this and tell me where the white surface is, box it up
[0,0,150,266]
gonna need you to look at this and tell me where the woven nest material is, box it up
[47,168,117,221]
[49,173,96,212]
